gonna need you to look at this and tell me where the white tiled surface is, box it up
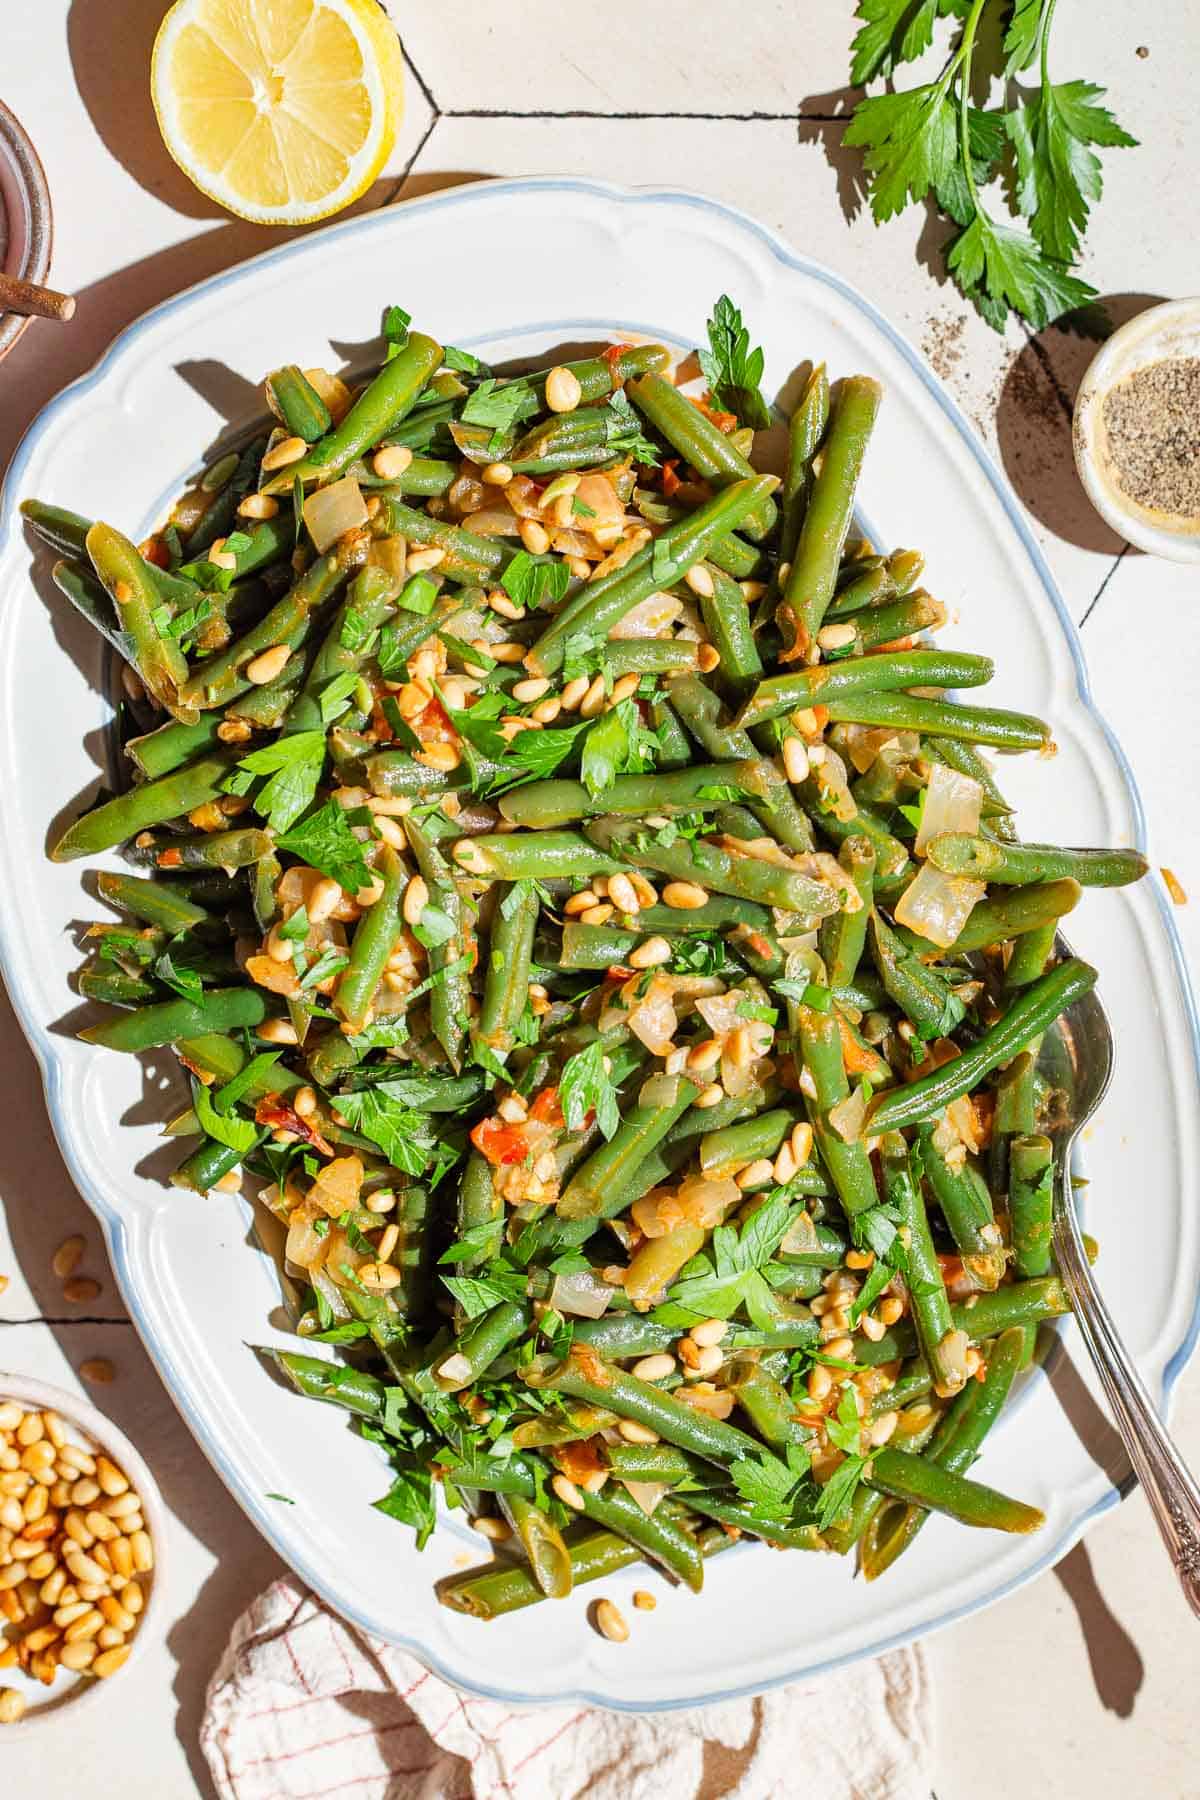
[1,4,1198,1795]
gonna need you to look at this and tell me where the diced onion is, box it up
[303,475,367,553]
[781,1210,820,1256]
[828,1084,868,1144]
[628,978,678,1056]
[609,593,683,639]
[621,1479,670,1516]
[464,504,521,536]
[808,744,857,822]
[695,992,741,1036]
[285,1204,326,1272]
[947,1093,985,1155]
[368,534,407,585]
[549,1270,617,1318]
[893,863,986,949]
[916,763,983,857]
[310,1154,365,1219]
[676,1172,739,1226]
[575,474,625,530]
[637,1071,683,1110]
[303,366,353,423]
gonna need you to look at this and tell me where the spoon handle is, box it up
[1054,1167,1200,1619]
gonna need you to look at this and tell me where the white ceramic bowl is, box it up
[1073,296,1200,561]
[0,179,1198,1711]
[0,1374,165,1730]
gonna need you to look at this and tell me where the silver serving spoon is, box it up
[1043,947,1200,1616]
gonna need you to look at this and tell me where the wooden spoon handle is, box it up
[0,271,76,322]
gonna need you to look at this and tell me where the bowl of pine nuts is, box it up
[0,1375,165,1728]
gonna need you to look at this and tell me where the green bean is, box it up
[576,1478,705,1591]
[335,846,405,1033]
[864,1445,1042,1533]
[599,641,701,675]
[918,1123,1005,1291]
[782,375,881,656]
[737,649,993,731]
[79,969,157,1006]
[1006,919,1060,989]
[271,1351,390,1423]
[869,910,963,1040]
[95,871,211,935]
[475,880,538,1056]
[698,1110,794,1177]
[454,1151,504,1273]
[928,834,1148,889]
[179,551,348,711]
[525,1349,761,1465]
[683,1496,828,1551]
[728,1358,810,1448]
[265,333,443,491]
[52,750,239,862]
[647,697,694,770]
[667,673,754,761]
[376,497,505,579]
[50,558,135,660]
[282,566,396,735]
[818,837,874,989]
[602,1441,695,1484]
[187,437,265,554]
[511,1403,619,1448]
[432,1301,529,1392]
[80,986,269,1050]
[125,714,225,781]
[453,830,625,882]
[853,1275,1072,1367]
[585,818,838,920]
[558,1078,698,1219]
[861,1327,1026,1579]
[793,1003,879,1219]
[870,960,1097,1132]
[840,590,947,653]
[780,363,830,565]
[930,880,1081,954]
[735,756,816,852]
[497,1493,573,1598]
[146,827,271,872]
[438,1527,640,1619]
[695,565,763,690]
[85,523,190,711]
[265,365,332,442]
[637,895,771,934]
[526,477,778,676]
[824,691,1052,752]
[627,374,777,541]
[795,775,913,898]
[881,1134,965,1397]
[1010,1134,1054,1279]
[498,762,754,830]
[172,1134,255,1193]
[405,818,470,1069]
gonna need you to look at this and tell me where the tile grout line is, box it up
[1078,543,1129,630]
[401,45,440,116]
[0,1316,133,1328]
[381,111,441,206]
[439,108,833,122]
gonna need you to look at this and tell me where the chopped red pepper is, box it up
[529,1085,564,1127]
[661,458,682,498]
[602,342,632,377]
[470,1116,530,1166]
[255,1097,334,1156]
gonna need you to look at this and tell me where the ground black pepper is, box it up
[1101,356,1200,517]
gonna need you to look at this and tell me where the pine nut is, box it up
[60,1446,96,1478]
[519,518,550,555]
[217,719,253,744]
[807,1365,833,1401]
[130,1530,154,1574]
[824,1337,853,1362]
[85,1511,120,1543]
[64,1607,104,1643]
[481,462,513,486]
[859,1314,887,1342]
[52,1235,85,1280]
[245,644,291,685]
[0,1564,27,1592]
[608,672,641,705]
[551,1474,585,1512]
[877,1297,905,1326]
[691,1319,728,1348]
[594,1596,629,1642]
[845,1248,874,1270]
[511,676,550,703]
[563,890,598,917]
[607,873,640,914]
[696,643,721,673]
[100,1596,136,1632]
[109,1538,134,1581]
[685,563,715,598]
[690,1344,724,1377]
[628,936,670,969]
[407,546,446,573]
[64,1548,107,1586]
[0,1404,20,1432]
[869,1410,899,1447]
[121,1581,144,1615]
[782,735,809,784]
[559,675,589,711]
[64,1511,95,1549]
[97,1626,126,1649]
[617,1419,660,1445]
[58,1639,97,1672]
[306,876,343,924]
[401,875,429,928]
[633,1590,657,1612]
[0,1687,26,1723]
[372,445,413,480]
[261,435,307,472]
[80,1359,114,1385]
[735,1159,774,1191]
[93,1644,132,1679]
[16,1414,44,1447]
[662,881,708,910]
[631,1354,675,1382]
[237,491,280,521]
[773,1144,797,1184]
[790,1122,814,1167]
[694,1083,725,1107]
[257,1018,299,1045]
[578,674,607,718]
[568,556,591,579]
[95,1459,128,1498]
[471,1515,511,1541]
[545,366,583,413]
[531,697,562,724]
[818,621,858,652]
[54,1600,92,1628]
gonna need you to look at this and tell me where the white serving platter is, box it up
[0,177,1197,1710]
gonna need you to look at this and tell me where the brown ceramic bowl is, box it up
[0,99,53,364]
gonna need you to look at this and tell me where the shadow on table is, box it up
[0,982,286,1796]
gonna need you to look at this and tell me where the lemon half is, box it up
[151,0,404,225]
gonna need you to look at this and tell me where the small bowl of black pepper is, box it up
[1073,297,1200,561]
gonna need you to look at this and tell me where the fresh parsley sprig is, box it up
[844,0,1135,331]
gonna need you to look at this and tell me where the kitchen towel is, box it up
[202,1574,934,1799]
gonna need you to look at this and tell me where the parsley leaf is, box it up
[319,671,361,726]
[697,295,771,430]
[849,1258,895,1325]
[373,1460,436,1549]
[843,82,960,223]
[849,0,948,87]
[605,388,662,465]
[946,207,1096,331]
[382,303,411,359]
[559,1040,620,1141]
[443,345,488,375]
[276,800,373,894]
[237,731,326,834]
[580,698,656,799]
[651,1193,796,1326]
[1003,0,1046,74]
[815,1453,870,1529]
[333,1085,435,1176]
[461,379,528,436]
[154,945,204,1004]
[440,1269,527,1319]
[500,551,571,613]
[730,1442,812,1520]
[1006,80,1137,267]
[193,1077,259,1153]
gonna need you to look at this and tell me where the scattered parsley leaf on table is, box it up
[1006,79,1137,266]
